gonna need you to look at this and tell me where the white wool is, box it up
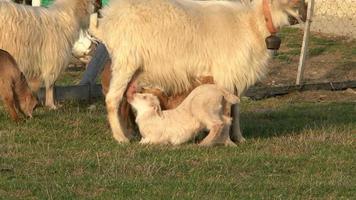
[131,85,239,145]
[96,0,298,142]
[99,0,273,94]
[72,30,95,58]
[0,0,93,88]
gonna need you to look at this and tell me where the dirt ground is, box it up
[249,28,355,102]
[258,29,356,87]
[274,89,356,102]
[262,52,356,86]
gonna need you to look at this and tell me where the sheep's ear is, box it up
[154,104,163,117]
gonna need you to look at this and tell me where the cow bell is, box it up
[265,35,281,50]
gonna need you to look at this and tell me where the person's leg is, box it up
[79,42,110,86]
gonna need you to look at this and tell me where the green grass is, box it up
[275,27,356,62]
[1,97,355,199]
[56,68,84,86]
[1,27,355,199]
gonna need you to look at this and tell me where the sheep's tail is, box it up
[220,87,240,104]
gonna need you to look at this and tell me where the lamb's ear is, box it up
[154,104,163,117]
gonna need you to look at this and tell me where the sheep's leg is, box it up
[28,78,42,93]
[106,68,138,143]
[119,96,137,138]
[45,84,57,109]
[28,78,42,106]
[230,103,246,143]
[125,79,138,102]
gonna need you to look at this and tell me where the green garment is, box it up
[41,0,54,7]
[40,0,109,7]
[102,0,109,6]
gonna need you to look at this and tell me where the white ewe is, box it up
[94,0,305,143]
[0,0,93,108]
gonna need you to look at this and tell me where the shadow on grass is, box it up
[241,102,355,139]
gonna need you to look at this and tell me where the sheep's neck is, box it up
[262,0,278,35]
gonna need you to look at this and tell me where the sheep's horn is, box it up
[299,0,308,22]
[288,0,308,25]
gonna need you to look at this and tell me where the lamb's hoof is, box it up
[198,141,214,147]
[113,136,130,143]
[116,139,130,144]
[12,117,21,123]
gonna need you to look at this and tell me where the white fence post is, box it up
[32,0,41,6]
[296,0,315,85]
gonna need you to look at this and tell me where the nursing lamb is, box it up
[94,0,306,143]
[129,84,240,146]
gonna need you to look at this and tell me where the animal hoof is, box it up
[198,141,214,147]
[12,117,20,123]
[224,140,237,146]
[139,139,150,144]
[237,137,246,143]
[117,139,130,144]
[231,135,246,143]
[46,104,58,110]
[113,136,130,143]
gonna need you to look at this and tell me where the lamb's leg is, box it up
[45,84,57,109]
[200,121,236,147]
[198,101,235,146]
[230,103,246,143]
[199,121,224,146]
[218,102,237,146]
[2,88,19,121]
[106,68,137,143]
[221,116,236,146]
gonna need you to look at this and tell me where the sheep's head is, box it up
[269,0,308,28]
[129,93,162,117]
[263,0,307,50]
[19,93,38,119]
[74,0,95,29]
[16,74,38,119]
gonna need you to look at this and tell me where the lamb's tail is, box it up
[220,88,240,104]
